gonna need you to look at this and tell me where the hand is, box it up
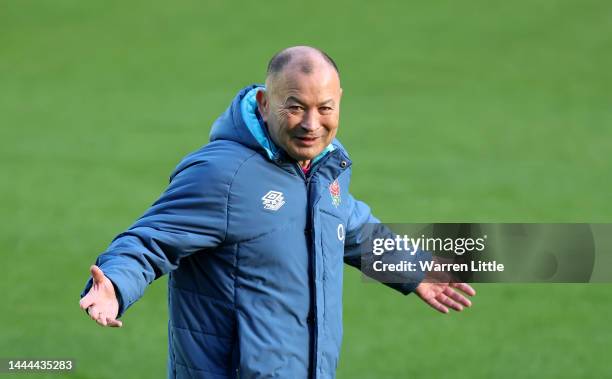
[415,279,476,314]
[79,265,123,327]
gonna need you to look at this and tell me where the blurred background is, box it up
[1,0,611,378]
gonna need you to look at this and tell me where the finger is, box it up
[436,293,463,312]
[451,282,476,296]
[88,305,100,321]
[426,297,449,314]
[107,319,123,328]
[90,265,106,285]
[79,295,94,311]
[95,314,108,327]
[444,286,472,308]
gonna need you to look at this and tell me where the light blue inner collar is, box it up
[240,87,335,163]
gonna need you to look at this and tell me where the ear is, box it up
[256,89,268,122]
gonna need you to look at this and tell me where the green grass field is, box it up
[2,1,611,378]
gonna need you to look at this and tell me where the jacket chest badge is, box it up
[329,179,341,208]
[262,190,286,211]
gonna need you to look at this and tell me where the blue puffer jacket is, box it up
[82,85,425,378]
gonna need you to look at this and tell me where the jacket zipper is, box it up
[294,151,339,379]
[298,166,318,379]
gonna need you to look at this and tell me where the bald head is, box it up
[256,46,343,167]
[265,46,340,87]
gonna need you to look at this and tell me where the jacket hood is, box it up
[209,84,340,163]
[209,85,267,155]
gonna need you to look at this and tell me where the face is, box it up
[256,66,342,165]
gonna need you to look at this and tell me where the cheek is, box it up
[322,116,339,133]
[281,114,303,132]
[270,112,293,141]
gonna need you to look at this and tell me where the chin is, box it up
[289,147,322,162]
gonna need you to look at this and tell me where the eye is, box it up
[319,106,333,114]
[287,105,304,113]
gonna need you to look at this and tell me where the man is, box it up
[79,46,475,378]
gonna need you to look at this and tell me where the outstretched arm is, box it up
[343,194,425,293]
[343,194,476,312]
[79,158,230,325]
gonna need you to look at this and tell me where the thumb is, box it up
[90,265,106,284]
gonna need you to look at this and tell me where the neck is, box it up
[298,160,311,168]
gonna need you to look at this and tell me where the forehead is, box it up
[271,67,340,103]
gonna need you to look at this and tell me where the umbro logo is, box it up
[262,190,286,211]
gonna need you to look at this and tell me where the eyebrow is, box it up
[284,96,305,106]
[284,96,335,107]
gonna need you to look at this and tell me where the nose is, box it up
[300,110,320,132]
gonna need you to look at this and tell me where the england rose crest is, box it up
[329,179,341,207]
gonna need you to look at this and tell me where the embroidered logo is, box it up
[329,179,341,207]
[262,190,286,211]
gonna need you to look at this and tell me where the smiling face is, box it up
[256,61,342,167]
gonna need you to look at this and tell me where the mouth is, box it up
[294,135,320,147]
